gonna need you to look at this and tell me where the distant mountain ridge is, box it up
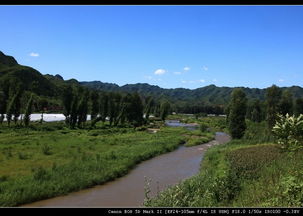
[80,81,303,105]
[0,51,302,106]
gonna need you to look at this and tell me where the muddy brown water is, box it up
[22,132,230,207]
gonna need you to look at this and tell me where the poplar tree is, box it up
[0,90,7,124]
[266,85,282,129]
[228,88,247,139]
[77,90,89,128]
[24,94,34,127]
[62,86,74,125]
[160,101,171,121]
[145,96,154,121]
[90,91,99,121]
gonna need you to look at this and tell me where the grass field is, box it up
[0,120,191,206]
[0,116,220,207]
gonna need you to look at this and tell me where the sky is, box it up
[0,5,303,89]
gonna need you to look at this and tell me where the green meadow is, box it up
[0,118,216,207]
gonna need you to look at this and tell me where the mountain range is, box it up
[1,51,303,108]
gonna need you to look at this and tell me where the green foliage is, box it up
[90,90,99,122]
[266,85,282,129]
[279,90,294,116]
[41,143,52,155]
[0,123,185,206]
[295,98,303,116]
[146,119,301,207]
[228,88,247,139]
[160,101,171,121]
[268,172,303,207]
[23,94,34,127]
[199,123,208,132]
[272,113,303,151]
[185,134,214,147]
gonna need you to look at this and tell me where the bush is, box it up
[272,114,303,151]
[199,123,208,132]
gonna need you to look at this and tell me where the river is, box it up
[22,121,230,207]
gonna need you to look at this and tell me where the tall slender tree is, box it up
[228,88,247,139]
[62,86,74,125]
[90,90,100,122]
[266,85,282,129]
[160,100,171,121]
[0,90,7,124]
[144,96,154,121]
[23,94,34,127]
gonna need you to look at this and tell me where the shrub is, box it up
[199,123,208,132]
[272,114,303,151]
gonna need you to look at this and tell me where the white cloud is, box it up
[202,66,208,71]
[174,72,182,75]
[212,78,217,82]
[278,79,284,82]
[29,52,39,57]
[183,66,190,71]
[199,79,205,83]
[154,69,166,75]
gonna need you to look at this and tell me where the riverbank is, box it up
[22,132,230,207]
[145,121,303,207]
[0,122,189,207]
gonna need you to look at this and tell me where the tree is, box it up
[250,99,262,122]
[90,90,100,122]
[228,88,247,139]
[160,100,171,121]
[37,97,48,123]
[62,86,74,125]
[0,90,8,124]
[77,89,89,128]
[99,92,109,123]
[266,85,282,130]
[144,96,154,121]
[12,89,22,125]
[279,90,293,116]
[69,90,80,129]
[127,92,144,127]
[23,94,34,127]
[295,98,303,116]
[6,94,17,126]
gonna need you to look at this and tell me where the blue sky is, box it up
[0,5,303,89]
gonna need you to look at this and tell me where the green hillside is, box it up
[1,50,303,114]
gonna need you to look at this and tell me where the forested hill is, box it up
[80,81,303,105]
[1,50,303,108]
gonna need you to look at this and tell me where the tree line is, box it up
[227,84,303,139]
[0,81,173,128]
[61,85,172,128]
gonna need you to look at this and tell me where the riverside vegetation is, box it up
[145,90,303,207]
[0,117,216,207]
[1,51,303,207]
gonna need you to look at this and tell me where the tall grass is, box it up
[0,122,187,206]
